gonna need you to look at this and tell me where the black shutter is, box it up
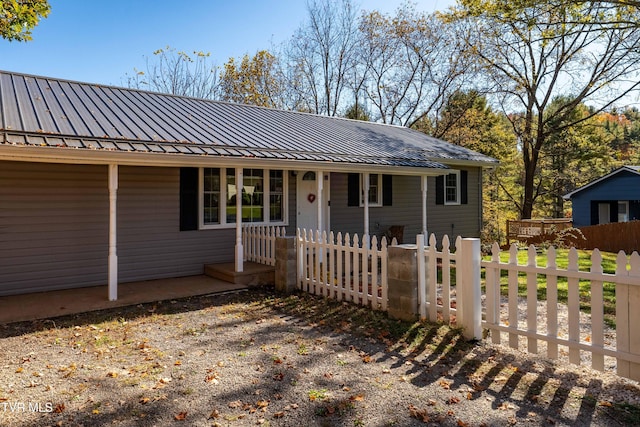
[610,201,618,223]
[590,201,599,226]
[382,175,392,206]
[435,175,444,205]
[461,170,468,205]
[180,167,198,231]
[347,173,359,206]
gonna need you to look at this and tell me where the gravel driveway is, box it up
[0,288,638,426]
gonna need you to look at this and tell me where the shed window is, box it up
[618,201,629,223]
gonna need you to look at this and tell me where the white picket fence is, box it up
[246,226,640,381]
[242,225,286,266]
[296,228,390,311]
[481,243,640,379]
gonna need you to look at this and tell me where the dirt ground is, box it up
[0,287,639,426]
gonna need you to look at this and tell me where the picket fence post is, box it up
[457,238,482,340]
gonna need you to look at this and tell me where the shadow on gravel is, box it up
[1,288,639,426]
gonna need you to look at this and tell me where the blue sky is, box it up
[0,0,455,87]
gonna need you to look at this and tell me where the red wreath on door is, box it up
[307,193,316,203]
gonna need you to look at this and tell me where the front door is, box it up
[297,171,329,234]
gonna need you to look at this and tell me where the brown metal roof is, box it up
[0,71,497,169]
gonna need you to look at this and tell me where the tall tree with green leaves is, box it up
[539,99,618,218]
[436,91,519,243]
[0,0,50,41]
[449,0,640,219]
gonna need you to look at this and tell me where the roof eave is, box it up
[431,158,499,169]
[563,165,640,199]
[0,144,451,176]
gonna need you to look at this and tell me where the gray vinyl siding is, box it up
[0,161,109,295]
[0,162,242,296]
[427,168,482,243]
[117,166,235,283]
[329,169,482,245]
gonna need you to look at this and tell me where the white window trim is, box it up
[444,170,461,206]
[359,173,383,208]
[618,200,629,223]
[199,167,288,230]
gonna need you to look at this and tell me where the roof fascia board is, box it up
[0,145,449,176]
[563,166,640,199]
[434,158,499,168]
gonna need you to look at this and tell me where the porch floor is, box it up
[0,275,248,325]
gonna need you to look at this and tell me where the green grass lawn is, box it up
[482,248,622,329]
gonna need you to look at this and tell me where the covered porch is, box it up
[0,275,248,324]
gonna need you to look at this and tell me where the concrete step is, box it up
[204,262,275,286]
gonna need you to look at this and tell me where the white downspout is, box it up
[108,164,118,301]
[421,175,428,237]
[235,168,244,273]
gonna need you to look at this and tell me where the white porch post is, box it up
[316,170,323,235]
[363,172,370,241]
[108,164,118,301]
[421,175,428,236]
[235,168,244,273]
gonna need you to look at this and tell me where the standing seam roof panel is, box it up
[65,81,115,138]
[24,77,59,133]
[177,97,252,148]
[0,74,22,131]
[139,90,214,144]
[107,88,181,142]
[41,79,87,135]
[100,87,159,140]
[48,80,114,138]
[37,79,89,135]
[225,103,277,149]
[10,75,35,131]
[76,83,130,139]
[168,96,235,146]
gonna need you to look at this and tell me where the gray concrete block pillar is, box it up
[387,244,419,322]
[275,236,297,293]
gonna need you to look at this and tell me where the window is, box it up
[618,201,629,223]
[435,170,468,206]
[243,168,264,222]
[347,173,392,207]
[203,168,220,224]
[199,167,287,228]
[270,170,284,221]
[445,171,460,205]
[360,173,382,207]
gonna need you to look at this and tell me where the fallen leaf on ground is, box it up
[228,400,243,408]
[408,404,430,423]
[174,411,187,421]
[439,379,451,390]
